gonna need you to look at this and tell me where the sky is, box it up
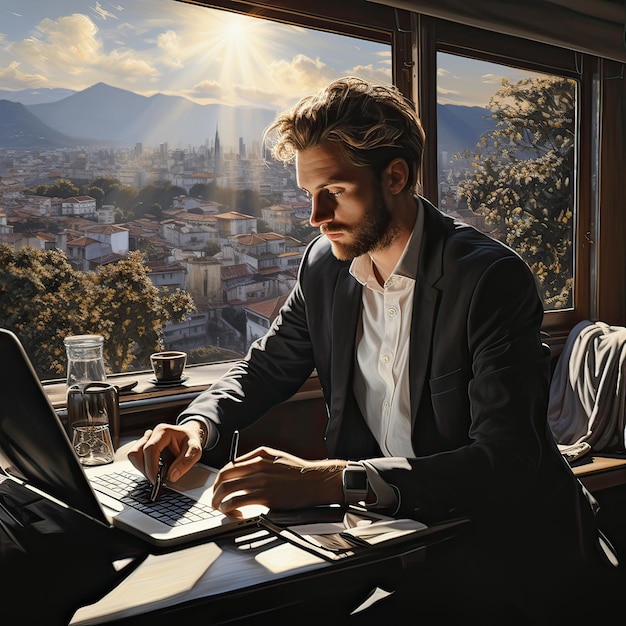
[0,0,536,109]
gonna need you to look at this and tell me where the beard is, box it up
[322,187,397,261]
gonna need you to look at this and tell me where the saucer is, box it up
[147,374,189,387]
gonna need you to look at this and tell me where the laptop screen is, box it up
[0,328,110,527]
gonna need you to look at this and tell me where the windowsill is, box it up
[44,363,324,438]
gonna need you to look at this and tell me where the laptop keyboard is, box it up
[90,469,221,527]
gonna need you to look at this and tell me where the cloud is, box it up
[8,13,159,89]
[100,50,160,81]
[189,79,222,99]
[268,54,337,98]
[92,2,119,21]
[345,64,392,83]
[482,73,506,85]
[0,60,48,89]
[157,30,183,68]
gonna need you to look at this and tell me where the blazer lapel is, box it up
[325,268,362,452]
[409,199,446,427]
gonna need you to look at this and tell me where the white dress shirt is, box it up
[350,201,424,458]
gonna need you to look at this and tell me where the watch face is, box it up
[344,466,368,491]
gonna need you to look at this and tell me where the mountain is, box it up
[1,83,495,152]
[25,82,278,150]
[0,87,76,106]
[0,100,86,149]
[437,103,494,155]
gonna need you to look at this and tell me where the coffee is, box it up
[150,351,187,382]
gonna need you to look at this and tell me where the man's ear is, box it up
[383,157,410,195]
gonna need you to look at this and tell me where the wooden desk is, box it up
[70,517,467,625]
[573,455,626,492]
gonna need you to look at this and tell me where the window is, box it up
[0,1,617,382]
[415,16,594,337]
[0,0,393,380]
[436,53,577,312]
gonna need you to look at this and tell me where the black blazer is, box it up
[181,197,603,567]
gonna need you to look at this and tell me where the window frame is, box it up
[35,0,617,430]
[414,15,596,343]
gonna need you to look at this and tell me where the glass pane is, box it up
[436,52,577,312]
[0,0,390,379]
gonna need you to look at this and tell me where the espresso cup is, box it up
[150,351,187,382]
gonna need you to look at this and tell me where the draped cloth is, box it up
[548,320,626,455]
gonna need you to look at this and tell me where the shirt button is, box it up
[381,355,390,364]
[387,307,397,316]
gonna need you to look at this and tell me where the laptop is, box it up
[0,328,265,548]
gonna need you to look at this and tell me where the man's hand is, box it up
[212,446,348,514]
[127,421,205,485]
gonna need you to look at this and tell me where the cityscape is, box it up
[0,63,499,369]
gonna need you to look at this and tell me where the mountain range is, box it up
[0,82,494,154]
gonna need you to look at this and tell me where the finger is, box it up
[232,446,281,464]
[217,492,258,515]
[167,443,202,483]
[126,429,153,475]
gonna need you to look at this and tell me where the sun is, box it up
[190,10,273,102]
[212,12,266,62]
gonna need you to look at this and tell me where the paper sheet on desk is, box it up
[293,515,427,543]
[254,513,428,571]
[71,543,222,625]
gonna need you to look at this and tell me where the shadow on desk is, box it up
[0,475,148,626]
[70,513,469,626]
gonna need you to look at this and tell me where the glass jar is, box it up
[64,334,107,387]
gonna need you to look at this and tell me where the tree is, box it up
[454,76,575,309]
[133,182,187,217]
[0,245,196,379]
[31,178,80,198]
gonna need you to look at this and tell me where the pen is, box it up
[150,448,175,502]
[229,429,240,463]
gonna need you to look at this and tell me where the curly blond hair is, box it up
[263,76,425,193]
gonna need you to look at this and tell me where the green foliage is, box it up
[187,345,243,364]
[31,178,80,198]
[189,182,217,200]
[132,182,187,217]
[0,245,196,379]
[454,76,575,309]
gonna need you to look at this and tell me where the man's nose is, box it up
[309,195,334,227]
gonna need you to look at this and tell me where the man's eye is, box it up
[327,189,343,198]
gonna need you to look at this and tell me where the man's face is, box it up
[296,142,397,261]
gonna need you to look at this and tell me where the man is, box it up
[129,77,617,622]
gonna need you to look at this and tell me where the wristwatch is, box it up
[342,463,369,505]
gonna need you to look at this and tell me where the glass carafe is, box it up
[64,334,107,388]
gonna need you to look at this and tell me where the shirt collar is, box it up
[350,196,424,285]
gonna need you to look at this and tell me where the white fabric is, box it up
[547,320,626,452]
[352,268,415,457]
[350,205,424,458]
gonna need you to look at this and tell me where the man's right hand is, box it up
[127,421,205,485]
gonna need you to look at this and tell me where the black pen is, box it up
[150,448,175,502]
[230,429,240,463]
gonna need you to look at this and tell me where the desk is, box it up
[572,455,626,492]
[70,517,467,625]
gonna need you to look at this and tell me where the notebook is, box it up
[0,328,265,548]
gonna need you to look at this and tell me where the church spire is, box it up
[214,126,221,174]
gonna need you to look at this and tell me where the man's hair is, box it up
[263,76,425,193]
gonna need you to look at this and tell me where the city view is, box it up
[0,1,575,379]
